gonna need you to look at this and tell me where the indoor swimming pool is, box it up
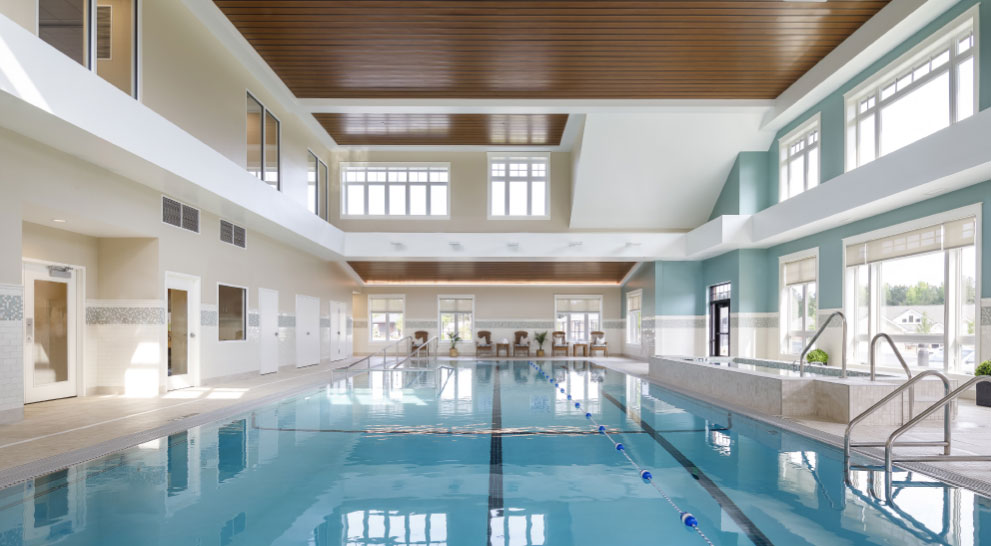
[0,360,987,545]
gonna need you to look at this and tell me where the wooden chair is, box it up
[513,330,531,357]
[476,331,494,356]
[551,331,569,356]
[412,330,429,356]
[589,331,608,357]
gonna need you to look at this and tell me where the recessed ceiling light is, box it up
[568,241,583,247]
[449,242,463,250]
[507,242,520,249]
[52,219,67,223]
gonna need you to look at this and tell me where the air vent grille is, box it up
[220,220,247,249]
[163,196,200,234]
[162,197,182,228]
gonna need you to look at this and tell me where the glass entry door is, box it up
[708,283,732,357]
[166,273,199,391]
[23,262,78,403]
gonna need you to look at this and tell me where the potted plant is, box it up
[806,348,829,366]
[534,331,548,357]
[448,333,462,358]
[976,361,991,407]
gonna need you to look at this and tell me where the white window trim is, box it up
[306,149,328,218]
[841,203,982,372]
[554,294,603,343]
[367,294,406,343]
[340,162,451,220]
[625,289,643,346]
[778,247,819,356]
[217,282,248,343]
[843,6,979,172]
[246,90,281,191]
[778,112,821,202]
[437,294,475,342]
[487,152,551,220]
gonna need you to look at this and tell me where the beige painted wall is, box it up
[98,238,158,299]
[140,0,332,211]
[0,0,36,33]
[329,151,576,233]
[353,285,622,354]
[22,222,100,295]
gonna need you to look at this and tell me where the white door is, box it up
[166,273,200,391]
[258,288,279,374]
[23,261,78,403]
[295,295,320,367]
[329,301,346,361]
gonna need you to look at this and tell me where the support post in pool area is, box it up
[799,311,847,378]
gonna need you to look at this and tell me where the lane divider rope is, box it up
[530,361,716,546]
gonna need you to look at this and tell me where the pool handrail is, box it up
[345,335,414,370]
[869,333,915,420]
[798,311,847,378]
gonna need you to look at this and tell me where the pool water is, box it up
[0,360,988,545]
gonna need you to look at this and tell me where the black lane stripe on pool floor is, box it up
[487,363,504,542]
[602,391,774,546]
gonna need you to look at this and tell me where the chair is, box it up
[412,330,429,356]
[551,331,569,357]
[589,331,608,357]
[476,331,494,356]
[513,330,531,357]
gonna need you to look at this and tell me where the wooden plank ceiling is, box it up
[214,1,890,100]
[348,261,637,284]
[315,113,569,146]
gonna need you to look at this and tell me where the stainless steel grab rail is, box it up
[869,333,915,420]
[391,336,439,368]
[345,335,413,370]
[883,375,991,499]
[843,369,951,485]
[798,311,847,378]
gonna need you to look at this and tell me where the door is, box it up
[166,273,200,391]
[258,288,279,374]
[295,295,320,368]
[709,301,731,357]
[329,300,347,361]
[23,262,78,403]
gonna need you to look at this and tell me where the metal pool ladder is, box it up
[798,311,847,377]
[844,368,991,500]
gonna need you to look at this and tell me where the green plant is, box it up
[534,331,548,350]
[447,333,462,349]
[975,361,991,376]
[806,348,829,365]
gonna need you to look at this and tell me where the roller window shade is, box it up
[627,293,642,311]
[784,256,817,285]
[439,298,473,312]
[556,296,601,313]
[370,297,404,313]
[845,216,976,266]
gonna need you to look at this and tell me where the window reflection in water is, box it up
[333,510,448,546]
[490,508,545,546]
[218,419,246,483]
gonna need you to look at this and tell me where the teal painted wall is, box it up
[709,158,742,219]
[701,251,740,312]
[708,152,771,220]
[657,261,703,316]
[767,0,990,201]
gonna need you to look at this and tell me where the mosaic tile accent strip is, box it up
[656,316,704,328]
[641,317,655,329]
[248,313,260,327]
[0,295,23,321]
[476,320,556,329]
[353,319,368,329]
[603,319,625,329]
[406,319,438,329]
[320,317,331,327]
[731,314,778,329]
[201,310,218,326]
[278,314,296,328]
[981,305,991,326]
[86,306,165,325]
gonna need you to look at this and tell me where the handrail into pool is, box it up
[798,311,846,378]
[883,375,991,499]
[390,336,439,369]
[843,369,951,486]
[869,333,915,420]
[345,335,414,370]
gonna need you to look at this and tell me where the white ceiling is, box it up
[569,109,774,231]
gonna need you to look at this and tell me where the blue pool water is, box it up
[0,360,988,545]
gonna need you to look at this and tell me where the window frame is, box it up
[778,113,821,202]
[367,294,406,342]
[842,204,982,373]
[625,289,643,345]
[245,91,281,191]
[217,282,248,343]
[438,295,475,343]
[778,248,819,356]
[844,7,979,172]
[554,295,603,343]
[307,150,328,219]
[340,162,451,219]
[487,152,551,220]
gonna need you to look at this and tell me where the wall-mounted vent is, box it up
[220,220,247,249]
[162,196,200,234]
